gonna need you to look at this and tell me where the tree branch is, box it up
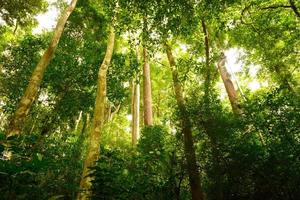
[289,0,300,17]
[261,5,292,10]
[261,1,300,18]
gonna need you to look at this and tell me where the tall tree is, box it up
[142,16,153,126]
[165,43,204,200]
[77,27,115,200]
[217,52,241,114]
[7,0,78,137]
[142,47,153,126]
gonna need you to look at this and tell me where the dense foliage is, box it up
[0,0,299,199]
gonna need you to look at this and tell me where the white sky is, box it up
[33,6,59,34]
[33,0,71,34]
[225,48,264,91]
[225,48,243,73]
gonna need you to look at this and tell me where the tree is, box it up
[1,1,300,199]
[229,0,299,92]
[142,47,153,126]
[201,20,212,102]
[217,52,241,114]
[77,26,115,200]
[165,43,204,200]
[131,76,140,145]
[7,0,78,137]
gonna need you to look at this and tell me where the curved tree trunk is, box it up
[217,52,241,114]
[143,47,153,126]
[77,27,115,200]
[7,0,78,137]
[165,44,204,200]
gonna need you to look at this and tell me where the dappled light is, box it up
[0,0,299,199]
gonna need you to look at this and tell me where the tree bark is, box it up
[7,0,78,137]
[143,47,153,126]
[165,44,204,200]
[131,77,140,145]
[217,52,241,114]
[77,27,115,200]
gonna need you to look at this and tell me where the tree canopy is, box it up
[0,0,299,199]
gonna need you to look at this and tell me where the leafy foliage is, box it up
[91,125,191,200]
[0,0,47,27]
[1,0,300,199]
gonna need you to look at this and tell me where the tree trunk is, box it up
[74,111,83,132]
[217,52,241,114]
[7,0,78,137]
[156,92,161,119]
[165,44,204,200]
[109,104,120,121]
[132,77,140,145]
[77,27,115,200]
[70,113,89,199]
[143,47,153,126]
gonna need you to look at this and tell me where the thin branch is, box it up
[261,5,292,10]
[240,4,260,33]
[289,0,300,17]
[13,20,18,34]
[261,1,300,18]
[240,4,253,25]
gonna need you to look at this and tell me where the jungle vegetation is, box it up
[0,0,299,199]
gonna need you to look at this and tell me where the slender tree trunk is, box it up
[77,27,115,200]
[109,104,120,121]
[217,52,241,114]
[202,21,225,199]
[13,20,18,34]
[201,21,227,199]
[131,77,140,145]
[7,0,78,137]
[104,104,112,122]
[75,111,83,132]
[70,113,88,199]
[143,47,153,126]
[156,92,161,119]
[165,44,204,200]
